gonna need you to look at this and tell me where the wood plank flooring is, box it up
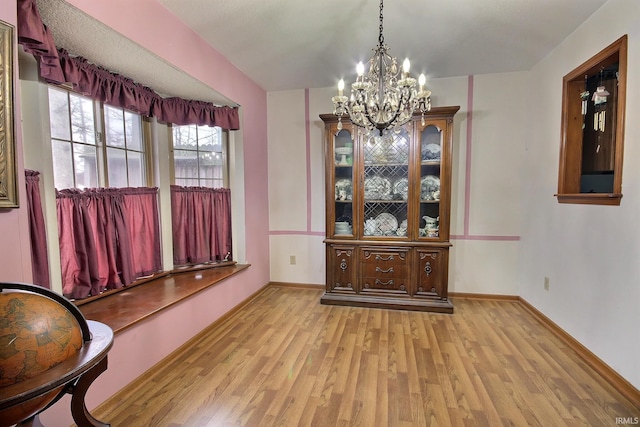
[92,287,639,426]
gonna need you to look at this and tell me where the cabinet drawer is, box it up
[362,263,407,278]
[360,248,409,294]
[361,249,408,265]
[361,276,409,293]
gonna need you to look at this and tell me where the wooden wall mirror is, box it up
[557,35,627,205]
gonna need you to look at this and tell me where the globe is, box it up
[0,290,84,425]
[0,292,83,387]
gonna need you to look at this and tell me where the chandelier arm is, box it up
[361,98,405,136]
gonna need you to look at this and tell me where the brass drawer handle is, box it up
[375,279,394,286]
[376,267,394,273]
[375,254,394,261]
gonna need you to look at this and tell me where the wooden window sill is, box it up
[77,263,250,334]
[555,193,622,205]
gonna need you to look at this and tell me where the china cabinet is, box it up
[321,106,459,313]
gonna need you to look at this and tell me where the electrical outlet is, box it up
[290,255,296,265]
[544,276,550,291]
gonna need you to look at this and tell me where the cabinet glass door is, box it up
[418,123,443,239]
[362,128,410,238]
[333,129,354,237]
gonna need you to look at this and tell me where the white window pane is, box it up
[69,94,96,144]
[104,105,125,148]
[52,140,74,189]
[106,147,128,187]
[199,151,224,180]
[173,124,197,148]
[174,149,199,178]
[125,111,143,151]
[48,88,71,140]
[127,151,145,187]
[175,178,200,187]
[199,178,221,188]
[197,126,216,151]
[73,144,98,189]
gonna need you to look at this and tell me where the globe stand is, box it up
[0,282,114,427]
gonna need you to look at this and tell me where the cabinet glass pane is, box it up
[419,125,442,238]
[363,129,409,237]
[334,129,353,236]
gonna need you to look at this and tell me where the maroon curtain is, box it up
[25,170,50,289]
[16,0,240,130]
[57,187,161,300]
[119,188,163,282]
[171,186,232,266]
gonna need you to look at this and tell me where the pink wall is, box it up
[3,0,271,424]
[0,0,33,285]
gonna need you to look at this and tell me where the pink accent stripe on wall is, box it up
[464,75,473,237]
[270,89,321,237]
[454,75,519,242]
[305,89,312,233]
[271,230,325,236]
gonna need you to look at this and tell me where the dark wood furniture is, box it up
[0,283,114,427]
[320,107,459,313]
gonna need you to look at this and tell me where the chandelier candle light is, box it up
[332,0,432,136]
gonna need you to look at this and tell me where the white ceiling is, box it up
[35,0,609,105]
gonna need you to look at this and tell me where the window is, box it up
[557,35,627,205]
[47,86,160,299]
[171,124,227,187]
[48,86,149,189]
[169,124,232,266]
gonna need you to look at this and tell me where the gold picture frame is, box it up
[0,20,17,208]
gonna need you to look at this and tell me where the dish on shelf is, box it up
[396,219,408,236]
[393,177,409,200]
[375,213,398,234]
[336,215,352,225]
[335,146,352,166]
[420,175,440,200]
[335,178,352,200]
[364,176,391,199]
[334,221,352,235]
[422,143,441,161]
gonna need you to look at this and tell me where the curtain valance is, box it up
[17,0,240,130]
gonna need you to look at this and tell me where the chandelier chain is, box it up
[378,0,384,47]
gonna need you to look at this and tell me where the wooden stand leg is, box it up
[70,356,110,427]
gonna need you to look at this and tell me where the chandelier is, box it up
[332,0,432,136]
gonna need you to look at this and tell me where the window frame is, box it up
[556,35,627,206]
[48,85,153,189]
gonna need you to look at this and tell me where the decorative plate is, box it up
[422,143,441,161]
[364,176,391,199]
[375,213,398,234]
[335,178,352,200]
[420,175,440,200]
[393,177,409,200]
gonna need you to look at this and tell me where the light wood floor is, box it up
[92,287,639,426]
